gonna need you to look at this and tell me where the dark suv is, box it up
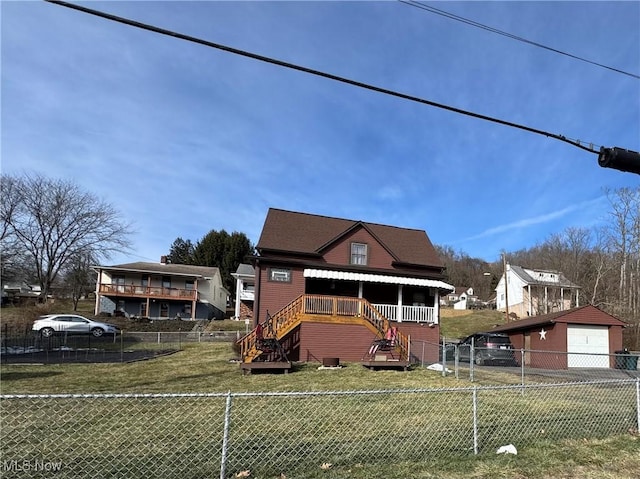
[457,332,517,366]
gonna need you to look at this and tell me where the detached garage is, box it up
[490,305,627,369]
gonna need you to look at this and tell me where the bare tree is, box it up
[603,187,640,318]
[0,173,131,301]
[60,250,98,311]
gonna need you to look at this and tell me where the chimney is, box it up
[160,255,167,264]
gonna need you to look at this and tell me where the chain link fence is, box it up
[0,331,185,364]
[412,339,640,384]
[2,379,639,478]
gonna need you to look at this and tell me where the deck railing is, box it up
[239,295,409,363]
[374,304,436,323]
[98,284,197,300]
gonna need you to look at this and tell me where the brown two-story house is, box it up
[238,208,454,370]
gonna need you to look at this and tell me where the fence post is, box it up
[157,332,161,344]
[470,337,475,382]
[636,378,640,434]
[220,391,233,479]
[520,349,525,395]
[441,337,446,377]
[472,386,478,455]
[455,345,459,380]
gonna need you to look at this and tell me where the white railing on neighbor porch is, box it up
[239,290,255,301]
[373,304,436,323]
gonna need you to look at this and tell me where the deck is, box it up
[361,359,410,371]
[240,361,292,375]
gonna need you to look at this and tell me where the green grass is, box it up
[440,309,507,340]
[0,343,459,394]
[2,312,639,478]
[1,344,639,478]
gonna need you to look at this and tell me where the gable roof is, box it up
[234,263,255,276]
[256,208,444,268]
[96,262,220,279]
[489,305,627,333]
[510,264,581,289]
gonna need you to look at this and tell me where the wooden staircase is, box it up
[238,294,410,363]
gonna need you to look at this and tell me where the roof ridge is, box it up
[268,207,424,232]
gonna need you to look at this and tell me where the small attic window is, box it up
[350,242,368,265]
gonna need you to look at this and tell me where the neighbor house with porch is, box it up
[238,208,454,372]
[496,264,581,319]
[93,259,229,320]
[231,263,255,321]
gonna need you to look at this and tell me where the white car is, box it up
[32,314,120,338]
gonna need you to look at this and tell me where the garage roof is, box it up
[490,305,627,333]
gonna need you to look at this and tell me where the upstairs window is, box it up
[269,268,291,283]
[350,242,368,265]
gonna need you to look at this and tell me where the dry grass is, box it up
[440,308,507,340]
[2,344,639,478]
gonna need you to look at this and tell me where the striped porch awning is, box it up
[303,269,454,292]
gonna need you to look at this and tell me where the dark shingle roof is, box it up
[490,305,627,332]
[256,208,444,268]
[96,262,220,278]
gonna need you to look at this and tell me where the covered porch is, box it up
[303,269,454,324]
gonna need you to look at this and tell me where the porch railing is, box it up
[372,304,436,323]
[98,284,197,300]
[239,295,409,363]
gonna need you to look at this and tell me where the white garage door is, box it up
[567,325,610,368]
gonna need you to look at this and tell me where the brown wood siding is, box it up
[506,324,568,369]
[608,326,624,368]
[299,322,378,363]
[257,265,305,322]
[322,226,395,269]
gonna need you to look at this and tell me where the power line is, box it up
[46,0,600,154]
[399,0,640,80]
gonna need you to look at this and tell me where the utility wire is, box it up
[46,0,599,154]
[400,0,640,80]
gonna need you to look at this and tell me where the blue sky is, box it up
[2,1,639,265]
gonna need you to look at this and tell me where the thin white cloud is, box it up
[461,197,607,243]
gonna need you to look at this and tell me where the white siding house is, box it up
[496,264,581,319]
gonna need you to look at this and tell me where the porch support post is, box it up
[544,286,548,314]
[576,288,579,307]
[397,285,403,322]
[358,282,363,299]
[193,279,198,320]
[528,285,532,316]
[560,287,564,311]
[235,276,242,319]
[433,288,439,324]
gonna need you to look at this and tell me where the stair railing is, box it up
[239,294,409,362]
